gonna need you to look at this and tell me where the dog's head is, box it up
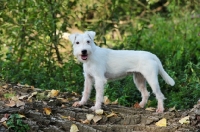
[68,31,96,63]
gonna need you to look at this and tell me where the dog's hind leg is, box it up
[144,72,166,113]
[133,72,150,108]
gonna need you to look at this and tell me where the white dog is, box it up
[69,31,175,113]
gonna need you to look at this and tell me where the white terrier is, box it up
[69,31,175,113]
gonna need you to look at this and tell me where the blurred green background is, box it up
[0,0,199,109]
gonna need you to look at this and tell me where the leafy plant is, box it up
[6,114,30,132]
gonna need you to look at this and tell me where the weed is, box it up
[6,114,30,132]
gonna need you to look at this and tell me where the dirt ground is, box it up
[0,83,199,132]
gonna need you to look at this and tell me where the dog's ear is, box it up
[68,33,78,44]
[85,31,96,40]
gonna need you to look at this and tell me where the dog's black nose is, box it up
[82,50,87,55]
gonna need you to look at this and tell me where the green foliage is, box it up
[0,0,200,109]
[4,93,15,99]
[7,114,30,132]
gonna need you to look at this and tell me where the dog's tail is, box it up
[154,55,175,86]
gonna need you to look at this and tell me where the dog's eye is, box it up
[76,42,79,44]
[87,40,90,44]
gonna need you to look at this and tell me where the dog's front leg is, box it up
[72,74,93,107]
[90,77,107,111]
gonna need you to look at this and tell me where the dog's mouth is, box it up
[81,55,88,60]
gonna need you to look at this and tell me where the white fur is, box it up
[69,31,175,113]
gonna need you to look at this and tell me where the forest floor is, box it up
[0,82,199,132]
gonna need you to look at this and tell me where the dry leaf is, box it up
[2,84,8,89]
[31,92,38,96]
[0,117,8,123]
[145,107,156,112]
[169,106,176,112]
[59,115,68,119]
[18,95,28,100]
[133,102,141,108]
[50,90,59,97]
[104,96,111,105]
[93,115,102,123]
[86,114,94,121]
[57,114,76,121]
[28,92,37,100]
[2,121,7,128]
[95,109,104,115]
[27,98,32,102]
[16,100,25,107]
[72,91,78,96]
[19,114,26,118]
[70,124,79,132]
[81,119,90,124]
[57,98,68,103]
[67,116,76,121]
[5,100,15,107]
[155,118,167,127]
[11,96,19,101]
[111,99,118,105]
[107,112,117,118]
[43,108,52,115]
[179,116,190,124]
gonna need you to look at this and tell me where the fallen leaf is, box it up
[93,115,102,123]
[81,119,90,124]
[95,109,104,115]
[67,116,76,121]
[43,108,52,115]
[11,96,19,101]
[72,91,78,96]
[169,106,176,112]
[2,84,8,89]
[111,99,118,105]
[18,95,29,100]
[16,100,25,107]
[57,98,68,103]
[50,90,59,97]
[0,117,8,123]
[31,92,38,96]
[27,98,32,102]
[145,107,156,112]
[104,96,111,105]
[133,102,141,108]
[86,114,94,121]
[107,111,117,118]
[155,118,167,127]
[70,124,79,132]
[2,121,7,128]
[19,114,26,118]
[28,92,38,100]
[5,100,15,107]
[179,116,190,124]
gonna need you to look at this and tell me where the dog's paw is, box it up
[72,101,82,107]
[90,105,101,111]
[139,102,145,108]
[156,107,164,113]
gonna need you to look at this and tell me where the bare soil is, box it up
[0,83,199,132]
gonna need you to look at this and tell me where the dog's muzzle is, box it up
[81,50,88,60]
